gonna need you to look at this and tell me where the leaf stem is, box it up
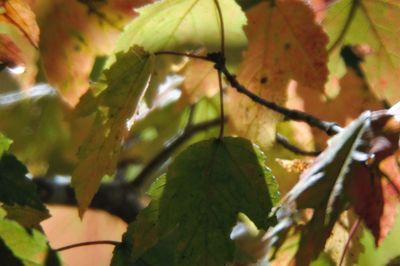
[213,0,225,57]
[55,240,120,252]
[276,134,321,156]
[339,217,361,266]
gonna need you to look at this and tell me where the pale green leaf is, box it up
[0,208,48,266]
[115,0,247,59]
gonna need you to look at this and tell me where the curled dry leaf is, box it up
[268,104,400,264]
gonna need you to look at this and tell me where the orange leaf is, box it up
[181,57,219,103]
[228,0,328,149]
[37,0,150,106]
[0,0,39,47]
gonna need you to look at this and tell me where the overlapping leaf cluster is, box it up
[0,0,399,265]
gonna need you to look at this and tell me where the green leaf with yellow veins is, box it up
[115,0,247,61]
[323,0,400,104]
[72,47,155,215]
[112,0,247,105]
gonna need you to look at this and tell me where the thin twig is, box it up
[154,51,210,61]
[55,240,120,252]
[327,0,358,54]
[213,0,225,57]
[215,61,342,135]
[276,134,321,156]
[129,117,226,189]
[339,218,361,266]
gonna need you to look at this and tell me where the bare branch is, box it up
[55,240,120,252]
[209,54,343,135]
[276,134,321,156]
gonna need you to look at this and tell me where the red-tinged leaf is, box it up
[269,112,371,265]
[0,0,39,47]
[0,33,24,67]
[347,155,400,245]
[228,0,328,149]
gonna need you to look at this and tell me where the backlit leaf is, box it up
[0,208,48,266]
[228,0,328,149]
[323,0,400,104]
[37,0,150,105]
[72,47,154,215]
[115,0,247,57]
[113,0,247,106]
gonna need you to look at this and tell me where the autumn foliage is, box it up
[0,0,400,265]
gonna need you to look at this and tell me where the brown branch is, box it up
[55,240,120,252]
[212,56,342,135]
[276,134,321,156]
[128,116,226,190]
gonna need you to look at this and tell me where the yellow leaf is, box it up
[72,48,154,215]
